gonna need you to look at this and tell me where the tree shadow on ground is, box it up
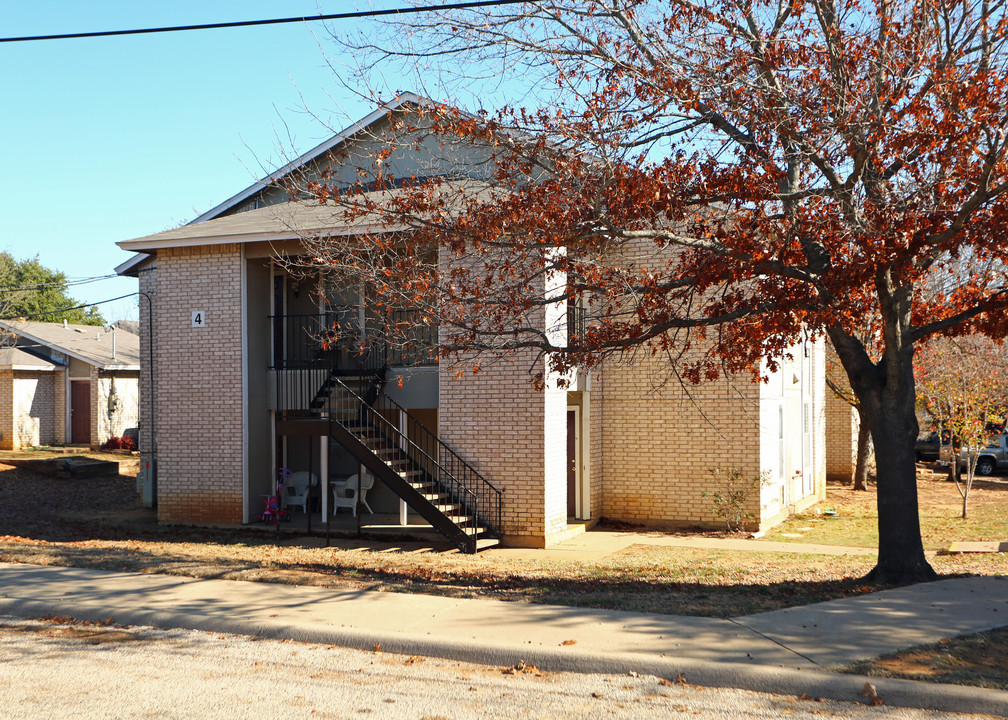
[0,464,999,619]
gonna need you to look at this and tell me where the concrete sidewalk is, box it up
[0,562,1006,715]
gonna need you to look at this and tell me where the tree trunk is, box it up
[861,410,936,583]
[828,303,938,585]
[852,407,871,491]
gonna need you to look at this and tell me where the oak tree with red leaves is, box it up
[295,0,1008,583]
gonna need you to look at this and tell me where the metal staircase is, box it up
[318,374,502,553]
[270,312,502,552]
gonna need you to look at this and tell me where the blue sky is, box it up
[0,2,403,321]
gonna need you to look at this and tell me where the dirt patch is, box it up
[844,627,1008,690]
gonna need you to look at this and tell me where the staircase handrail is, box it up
[326,376,502,538]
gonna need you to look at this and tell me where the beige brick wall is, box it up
[439,352,568,545]
[95,371,140,445]
[597,354,763,529]
[823,344,872,483]
[0,370,56,449]
[437,243,570,546]
[825,389,857,482]
[153,244,244,524]
[0,370,13,450]
[89,366,100,449]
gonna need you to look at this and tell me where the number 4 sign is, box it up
[191,311,207,328]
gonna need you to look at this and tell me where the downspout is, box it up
[138,290,157,509]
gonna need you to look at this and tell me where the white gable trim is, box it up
[115,252,152,276]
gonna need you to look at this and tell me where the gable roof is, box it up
[0,347,56,371]
[0,320,141,370]
[118,198,402,252]
[192,92,434,224]
[116,92,436,277]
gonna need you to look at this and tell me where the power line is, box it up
[0,1,528,43]
[0,274,120,293]
[0,293,137,322]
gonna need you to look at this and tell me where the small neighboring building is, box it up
[0,320,140,450]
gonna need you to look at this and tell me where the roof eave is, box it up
[116,222,404,253]
[0,321,141,369]
[115,252,152,277]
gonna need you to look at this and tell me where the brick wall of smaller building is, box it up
[95,371,140,445]
[89,366,100,449]
[825,390,857,482]
[13,371,56,448]
[0,370,13,450]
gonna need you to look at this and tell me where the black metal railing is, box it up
[325,376,502,547]
[386,308,438,367]
[270,310,436,413]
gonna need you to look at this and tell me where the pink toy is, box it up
[259,467,292,523]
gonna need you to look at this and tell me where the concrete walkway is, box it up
[0,561,1006,715]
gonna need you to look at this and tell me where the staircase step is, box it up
[443,515,479,525]
[420,492,450,502]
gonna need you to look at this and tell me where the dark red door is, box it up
[567,410,576,517]
[71,381,91,444]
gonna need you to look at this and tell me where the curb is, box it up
[2,595,1006,717]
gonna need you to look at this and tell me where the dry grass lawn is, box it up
[762,463,1008,551]
[0,458,1005,621]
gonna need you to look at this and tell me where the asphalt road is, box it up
[0,616,979,720]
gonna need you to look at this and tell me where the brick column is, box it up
[53,367,67,445]
[154,244,244,524]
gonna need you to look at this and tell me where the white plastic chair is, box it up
[331,472,375,516]
[283,471,315,513]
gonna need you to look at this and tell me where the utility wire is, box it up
[0,274,120,293]
[0,0,529,43]
[0,293,137,321]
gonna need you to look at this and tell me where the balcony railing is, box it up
[270,311,436,414]
[269,310,437,372]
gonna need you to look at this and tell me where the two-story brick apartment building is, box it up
[116,93,825,551]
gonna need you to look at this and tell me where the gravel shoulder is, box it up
[0,615,989,720]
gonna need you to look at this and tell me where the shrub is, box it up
[702,467,770,532]
[102,436,122,450]
[119,435,137,451]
